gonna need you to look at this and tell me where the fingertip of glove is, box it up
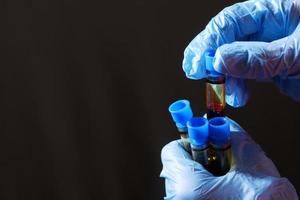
[225,77,249,107]
[161,140,189,162]
[182,47,207,80]
[226,92,248,108]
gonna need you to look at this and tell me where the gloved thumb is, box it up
[160,140,216,199]
[160,140,211,178]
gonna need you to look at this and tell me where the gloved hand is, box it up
[160,118,298,200]
[183,0,300,107]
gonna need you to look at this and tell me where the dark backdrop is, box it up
[0,0,299,199]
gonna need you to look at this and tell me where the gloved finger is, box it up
[160,140,212,179]
[225,77,249,107]
[230,132,280,177]
[182,0,294,80]
[223,117,281,177]
[160,140,217,199]
[227,129,281,177]
[214,25,300,80]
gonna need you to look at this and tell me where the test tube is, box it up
[187,117,209,168]
[205,51,225,120]
[168,100,193,152]
[208,117,232,176]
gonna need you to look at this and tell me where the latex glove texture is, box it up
[183,0,300,107]
[160,118,298,200]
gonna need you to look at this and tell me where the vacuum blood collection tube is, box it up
[208,117,232,176]
[187,117,209,168]
[205,51,225,120]
[168,100,193,152]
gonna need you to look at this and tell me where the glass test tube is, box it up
[168,100,193,152]
[179,131,190,152]
[205,51,226,120]
[187,117,209,168]
[208,117,232,176]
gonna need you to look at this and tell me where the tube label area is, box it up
[209,147,232,176]
[180,134,191,152]
[192,147,209,167]
[206,82,225,112]
[206,81,225,119]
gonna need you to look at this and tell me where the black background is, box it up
[0,0,299,199]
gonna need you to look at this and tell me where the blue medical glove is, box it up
[183,0,300,107]
[160,118,298,200]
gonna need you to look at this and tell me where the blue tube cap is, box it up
[209,117,230,147]
[168,100,193,132]
[205,50,222,77]
[187,117,208,148]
